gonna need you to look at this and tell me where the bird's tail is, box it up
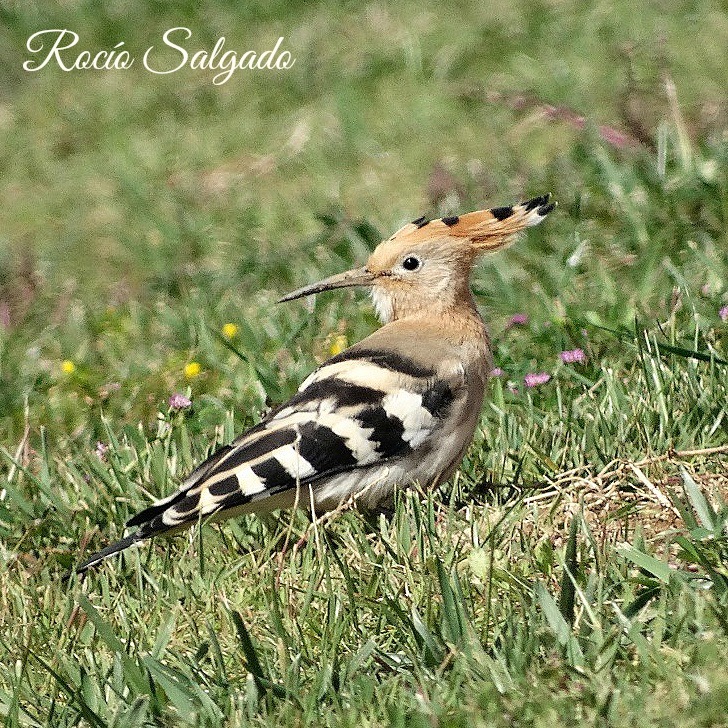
[75,454,217,573]
[75,511,170,574]
[76,532,143,573]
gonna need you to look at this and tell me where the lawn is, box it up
[1,1,727,725]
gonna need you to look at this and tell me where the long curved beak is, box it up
[278,266,376,303]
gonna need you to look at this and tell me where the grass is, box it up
[1,0,727,725]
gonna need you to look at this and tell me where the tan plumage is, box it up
[77,194,555,572]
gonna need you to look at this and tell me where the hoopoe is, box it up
[77,194,555,572]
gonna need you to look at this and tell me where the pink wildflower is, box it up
[490,367,504,377]
[720,305,728,322]
[169,393,192,410]
[560,348,587,364]
[597,124,630,149]
[524,372,551,388]
[95,441,108,459]
[507,313,529,327]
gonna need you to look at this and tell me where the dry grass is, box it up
[523,446,728,558]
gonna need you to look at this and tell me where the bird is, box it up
[77,194,555,572]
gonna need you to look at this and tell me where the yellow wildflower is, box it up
[184,361,201,379]
[329,335,348,356]
[61,359,76,375]
[222,322,238,339]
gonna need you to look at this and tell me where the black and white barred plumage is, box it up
[77,195,554,572]
[78,342,470,571]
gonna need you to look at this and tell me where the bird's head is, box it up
[279,194,555,322]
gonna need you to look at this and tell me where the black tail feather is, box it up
[76,514,171,574]
[76,531,143,574]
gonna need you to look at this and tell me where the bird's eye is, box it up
[401,255,422,271]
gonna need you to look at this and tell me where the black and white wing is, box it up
[77,347,457,572]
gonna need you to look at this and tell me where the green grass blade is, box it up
[616,544,673,584]
[680,467,720,532]
[559,515,579,625]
